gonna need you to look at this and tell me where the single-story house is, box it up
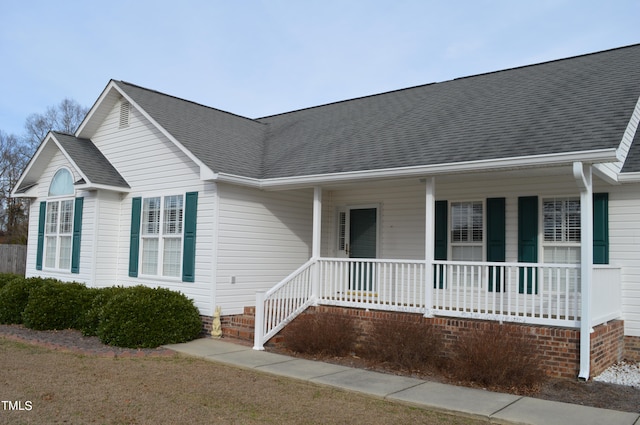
[11,43,640,379]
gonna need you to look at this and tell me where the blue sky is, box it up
[1,0,638,137]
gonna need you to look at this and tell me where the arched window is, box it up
[44,168,75,270]
[49,169,74,196]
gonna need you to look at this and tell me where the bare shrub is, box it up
[360,318,444,372]
[449,323,545,391]
[282,312,356,357]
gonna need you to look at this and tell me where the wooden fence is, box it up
[0,244,26,275]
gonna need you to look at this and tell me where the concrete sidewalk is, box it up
[164,338,640,425]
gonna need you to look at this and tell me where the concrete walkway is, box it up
[164,338,640,425]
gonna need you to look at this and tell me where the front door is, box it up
[347,207,377,291]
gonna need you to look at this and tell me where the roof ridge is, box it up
[453,43,640,81]
[257,81,438,120]
[259,43,640,121]
[116,80,266,126]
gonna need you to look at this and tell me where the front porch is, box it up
[252,257,623,378]
[252,162,623,379]
[254,258,621,344]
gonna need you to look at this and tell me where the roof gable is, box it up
[12,132,129,195]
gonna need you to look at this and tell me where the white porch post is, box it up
[424,177,435,317]
[574,162,593,380]
[311,186,322,304]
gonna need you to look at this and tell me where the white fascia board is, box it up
[74,183,131,193]
[259,148,619,190]
[11,132,90,197]
[206,148,618,190]
[618,172,640,183]
[10,184,38,198]
[76,80,119,137]
[211,172,262,188]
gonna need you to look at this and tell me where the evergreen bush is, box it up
[80,286,126,336]
[22,280,94,330]
[97,286,202,348]
[0,277,49,324]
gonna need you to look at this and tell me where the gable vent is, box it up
[119,100,130,128]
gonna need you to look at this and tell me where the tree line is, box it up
[0,99,89,244]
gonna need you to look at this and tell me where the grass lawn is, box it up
[0,337,484,425]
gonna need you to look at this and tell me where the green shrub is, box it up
[80,286,126,336]
[97,286,202,348]
[22,280,94,330]
[0,277,49,324]
[0,273,22,290]
[359,318,444,371]
[282,311,357,357]
[449,323,545,391]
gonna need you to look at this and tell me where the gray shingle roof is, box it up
[52,132,130,188]
[258,44,640,178]
[113,44,640,180]
[115,81,266,179]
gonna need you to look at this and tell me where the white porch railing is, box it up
[254,258,622,349]
[253,259,317,350]
[431,260,581,327]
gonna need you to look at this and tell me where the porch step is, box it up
[221,306,284,346]
[221,306,257,343]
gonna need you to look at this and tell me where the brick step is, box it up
[222,326,254,341]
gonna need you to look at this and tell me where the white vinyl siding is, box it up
[89,99,215,315]
[608,183,640,337]
[216,184,313,314]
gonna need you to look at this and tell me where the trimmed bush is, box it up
[0,273,22,290]
[282,312,357,357]
[80,286,126,336]
[22,280,94,330]
[0,277,49,324]
[449,323,545,390]
[360,318,444,371]
[97,286,202,348]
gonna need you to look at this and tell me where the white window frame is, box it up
[43,197,75,271]
[139,194,185,279]
[450,200,485,262]
[43,168,75,272]
[542,196,581,265]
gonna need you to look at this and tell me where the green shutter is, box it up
[518,196,538,294]
[129,197,142,277]
[36,202,47,271]
[487,198,506,291]
[593,193,609,265]
[182,192,198,282]
[71,197,83,274]
[433,200,447,288]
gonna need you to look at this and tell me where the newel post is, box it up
[253,291,266,351]
[424,177,435,317]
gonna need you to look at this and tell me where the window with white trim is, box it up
[543,197,580,264]
[44,169,75,270]
[451,201,483,261]
[140,194,184,277]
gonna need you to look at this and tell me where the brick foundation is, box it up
[624,335,640,362]
[203,305,625,378]
[299,306,624,379]
[200,315,213,336]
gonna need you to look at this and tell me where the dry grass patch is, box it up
[0,337,484,425]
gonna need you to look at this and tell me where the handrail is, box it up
[253,258,317,350]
